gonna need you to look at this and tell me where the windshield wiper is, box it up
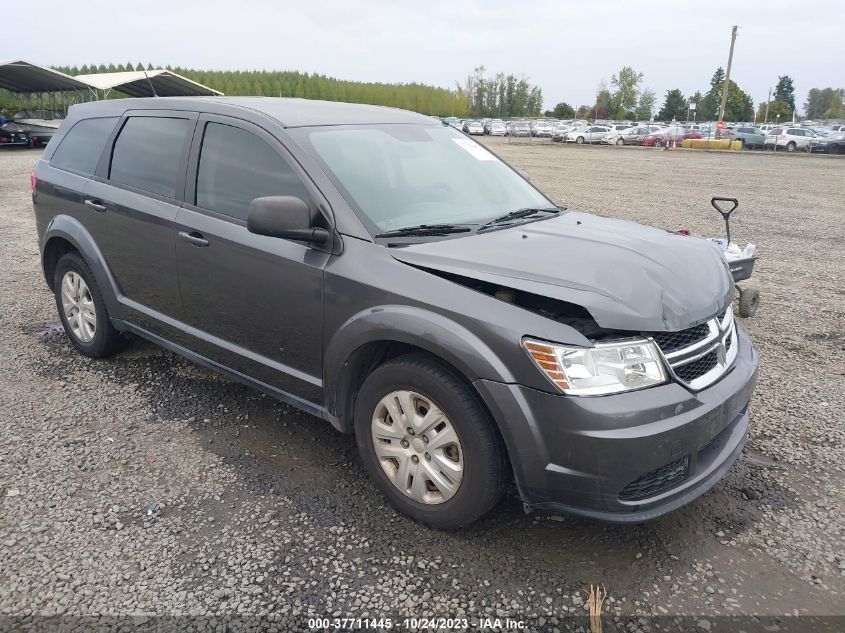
[479,207,560,231]
[374,224,473,239]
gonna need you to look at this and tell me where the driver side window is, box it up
[196,122,311,221]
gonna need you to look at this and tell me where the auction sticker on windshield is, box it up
[452,137,498,160]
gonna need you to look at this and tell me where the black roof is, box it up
[68,96,434,128]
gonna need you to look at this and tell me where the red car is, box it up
[642,126,702,147]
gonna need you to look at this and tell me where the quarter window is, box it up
[51,117,118,175]
[109,117,190,198]
[195,122,310,221]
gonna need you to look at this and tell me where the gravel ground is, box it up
[1,143,843,631]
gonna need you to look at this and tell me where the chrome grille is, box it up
[649,305,738,391]
[650,323,711,354]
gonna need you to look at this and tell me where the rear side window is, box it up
[195,122,310,221]
[109,117,190,198]
[50,117,118,175]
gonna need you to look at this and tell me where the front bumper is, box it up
[475,324,758,522]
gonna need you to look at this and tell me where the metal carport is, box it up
[0,59,92,116]
[0,59,91,93]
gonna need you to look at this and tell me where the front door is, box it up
[174,115,330,405]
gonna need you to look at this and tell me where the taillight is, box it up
[30,169,37,193]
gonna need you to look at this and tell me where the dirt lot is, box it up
[1,143,843,631]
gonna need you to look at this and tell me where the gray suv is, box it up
[32,97,758,529]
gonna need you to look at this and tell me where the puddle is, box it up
[24,322,64,339]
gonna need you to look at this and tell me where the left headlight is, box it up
[522,337,667,396]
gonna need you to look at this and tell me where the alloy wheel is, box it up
[61,271,97,343]
[371,390,464,504]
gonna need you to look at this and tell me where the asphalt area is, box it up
[1,142,843,631]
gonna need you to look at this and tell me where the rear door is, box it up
[85,110,197,332]
[174,114,331,404]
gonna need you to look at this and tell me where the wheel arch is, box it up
[324,306,516,435]
[41,215,122,317]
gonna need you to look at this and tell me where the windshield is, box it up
[293,124,553,234]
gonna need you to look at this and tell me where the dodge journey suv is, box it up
[32,97,758,529]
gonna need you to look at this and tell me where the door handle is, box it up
[178,231,210,247]
[84,199,107,212]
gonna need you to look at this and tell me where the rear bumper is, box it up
[475,325,758,522]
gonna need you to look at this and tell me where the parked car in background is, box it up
[607,125,662,146]
[465,120,485,135]
[721,126,766,148]
[444,117,462,130]
[489,120,507,136]
[565,125,611,144]
[0,122,33,148]
[510,121,532,137]
[829,125,845,132]
[763,127,817,152]
[641,126,701,147]
[551,122,576,142]
[531,121,554,137]
[809,132,845,154]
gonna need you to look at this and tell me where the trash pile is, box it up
[708,239,756,262]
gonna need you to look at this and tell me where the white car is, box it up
[601,124,635,144]
[763,127,818,152]
[489,121,507,136]
[466,121,485,135]
[531,121,554,137]
[565,125,611,144]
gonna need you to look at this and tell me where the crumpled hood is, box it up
[389,211,733,332]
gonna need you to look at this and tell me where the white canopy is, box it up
[73,70,222,97]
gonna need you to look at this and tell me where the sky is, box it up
[7,0,844,114]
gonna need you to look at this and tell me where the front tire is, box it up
[53,252,127,358]
[786,141,796,152]
[354,354,506,529]
[616,138,624,146]
[575,136,585,144]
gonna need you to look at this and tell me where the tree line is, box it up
[460,66,544,118]
[45,63,468,116]
[548,66,844,123]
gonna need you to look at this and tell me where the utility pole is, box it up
[716,25,738,138]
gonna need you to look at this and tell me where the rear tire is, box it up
[786,141,796,152]
[829,143,840,155]
[53,252,127,358]
[354,354,506,529]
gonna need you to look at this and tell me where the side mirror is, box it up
[246,196,329,244]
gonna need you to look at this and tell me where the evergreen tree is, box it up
[774,75,796,113]
[657,89,687,121]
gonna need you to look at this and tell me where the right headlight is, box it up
[522,337,667,396]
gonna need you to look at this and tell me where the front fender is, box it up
[324,304,516,428]
[42,214,122,318]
